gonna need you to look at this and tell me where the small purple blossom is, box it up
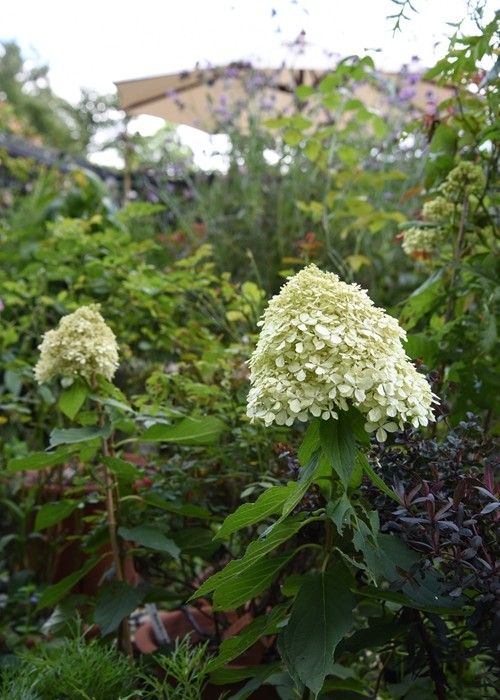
[399,86,417,101]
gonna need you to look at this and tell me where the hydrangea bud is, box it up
[247,265,437,441]
[401,226,446,257]
[34,305,119,384]
[440,162,485,201]
[422,197,455,224]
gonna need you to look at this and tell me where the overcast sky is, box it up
[2,0,496,167]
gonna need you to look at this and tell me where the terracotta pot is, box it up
[134,603,278,698]
[23,475,139,595]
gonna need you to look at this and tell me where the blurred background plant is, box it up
[0,4,498,698]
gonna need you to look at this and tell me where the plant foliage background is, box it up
[0,5,498,700]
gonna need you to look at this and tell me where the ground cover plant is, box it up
[0,6,498,699]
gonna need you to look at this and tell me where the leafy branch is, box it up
[388,0,419,33]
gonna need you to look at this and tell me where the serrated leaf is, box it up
[118,525,180,558]
[94,581,145,635]
[208,604,289,671]
[215,484,297,540]
[213,552,292,610]
[58,381,87,419]
[142,416,226,445]
[191,515,307,602]
[35,500,78,531]
[279,564,356,696]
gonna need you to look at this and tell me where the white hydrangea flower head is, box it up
[401,226,446,257]
[34,305,119,384]
[247,265,437,441]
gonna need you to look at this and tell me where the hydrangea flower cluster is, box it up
[440,161,485,201]
[34,305,119,384]
[422,196,455,224]
[401,226,446,256]
[247,266,437,441]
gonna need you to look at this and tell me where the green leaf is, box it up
[49,424,111,448]
[214,666,281,699]
[103,456,141,484]
[295,85,315,99]
[424,124,457,188]
[263,117,289,129]
[399,270,444,329]
[280,452,321,521]
[404,333,439,365]
[173,528,219,558]
[357,585,465,615]
[58,381,87,420]
[94,581,145,635]
[34,500,78,531]
[4,370,22,396]
[290,115,313,130]
[191,515,307,601]
[361,455,400,503]
[320,414,357,489]
[36,557,101,610]
[215,483,297,540]
[304,139,321,162]
[279,564,356,696]
[142,493,212,520]
[118,525,180,559]
[142,416,226,445]
[283,128,303,147]
[208,604,289,670]
[7,447,75,472]
[298,420,321,466]
[213,553,292,610]
[326,494,354,534]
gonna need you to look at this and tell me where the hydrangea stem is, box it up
[101,436,133,658]
[92,376,133,657]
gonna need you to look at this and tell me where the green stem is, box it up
[93,376,133,658]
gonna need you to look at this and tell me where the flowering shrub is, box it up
[247,264,436,440]
[401,161,487,261]
[34,305,119,384]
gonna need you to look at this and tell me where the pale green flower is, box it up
[34,305,119,384]
[246,265,437,441]
[440,162,485,201]
[422,197,455,224]
[401,226,446,256]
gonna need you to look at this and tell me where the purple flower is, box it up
[399,86,417,101]
[260,97,275,111]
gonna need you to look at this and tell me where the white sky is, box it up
[2,0,496,168]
